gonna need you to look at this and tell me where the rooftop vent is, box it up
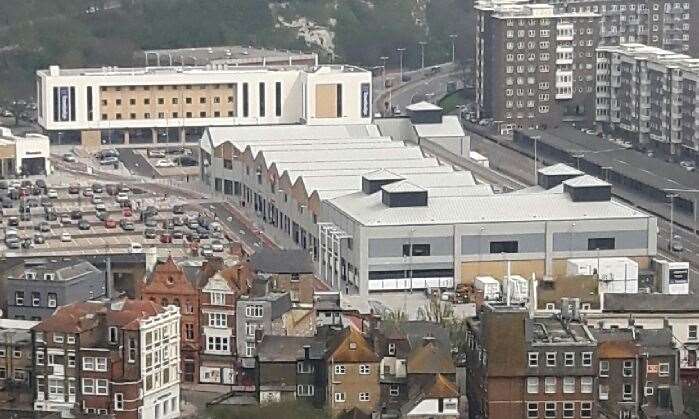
[361,169,404,194]
[406,101,443,124]
[563,175,612,202]
[537,163,583,189]
[381,181,428,208]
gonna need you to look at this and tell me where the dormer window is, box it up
[25,272,36,280]
[166,276,175,285]
[44,273,55,281]
[349,342,357,350]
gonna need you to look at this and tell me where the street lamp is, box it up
[418,41,427,70]
[571,153,585,170]
[665,188,699,235]
[380,56,390,113]
[666,193,679,250]
[396,48,406,85]
[449,34,458,63]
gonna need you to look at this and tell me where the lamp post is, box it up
[571,153,585,170]
[397,48,406,85]
[667,193,678,251]
[380,56,390,113]
[665,189,699,235]
[449,34,458,63]
[418,41,427,70]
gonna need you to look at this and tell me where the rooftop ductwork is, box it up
[537,163,583,189]
[361,169,404,194]
[381,180,428,207]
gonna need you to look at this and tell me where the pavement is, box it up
[119,148,157,178]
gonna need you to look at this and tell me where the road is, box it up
[206,202,266,251]
[118,149,157,178]
[373,63,463,113]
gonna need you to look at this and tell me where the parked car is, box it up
[172,229,184,239]
[122,207,133,218]
[91,196,103,205]
[144,229,157,239]
[96,211,109,221]
[211,240,224,252]
[68,184,80,194]
[82,188,93,197]
[160,233,172,244]
[144,218,158,228]
[78,220,91,230]
[129,242,143,253]
[100,156,119,165]
[120,220,135,231]
[2,197,13,208]
[104,219,117,229]
[70,210,82,220]
[116,192,129,203]
[47,189,58,199]
[61,232,72,242]
[105,184,117,195]
[173,204,185,214]
[7,216,19,226]
[148,149,166,158]
[6,237,21,249]
[92,183,104,193]
[200,243,213,257]
[155,159,176,168]
[95,203,107,212]
[33,233,45,244]
[173,216,184,226]
[63,153,76,162]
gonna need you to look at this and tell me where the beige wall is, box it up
[99,83,237,121]
[80,130,101,151]
[0,144,15,159]
[314,84,338,118]
[329,362,380,415]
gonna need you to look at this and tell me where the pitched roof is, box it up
[537,163,583,176]
[337,407,371,419]
[326,326,379,363]
[256,335,325,362]
[424,373,459,398]
[563,175,611,188]
[406,101,442,112]
[407,339,455,374]
[33,299,164,333]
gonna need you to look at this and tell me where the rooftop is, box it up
[249,248,314,274]
[602,293,699,312]
[598,43,699,74]
[256,335,325,362]
[141,45,317,65]
[538,163,583,177]
[530,316,595,346]
[412,115,465,139]
[6,259,101,282]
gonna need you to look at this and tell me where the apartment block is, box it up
[465,302,597,419]
[542,0,698,55]
[475,1,600,133]
[596,43,699,159]
[0,319,38,389]
[32,299,181,419]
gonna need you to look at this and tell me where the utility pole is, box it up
[449,34,458,63]
[418,41,427,70]
[397,48,406,85]
[380,56,389,113]
[667,193,678,250]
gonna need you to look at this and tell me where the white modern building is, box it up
[202,101,657,297]
[36,64,371,149]
[0,127,51,176]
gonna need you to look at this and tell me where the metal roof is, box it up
[563,175,611,188]
[406,101,442,112]
[538,163,583,177]
[412,115,466,138]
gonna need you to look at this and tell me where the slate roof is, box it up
[256,335,325,362]
[33,299,164,333]
[249,248,314,274]
[407,340,455,375]
[326,325,379,363]
[603,294,699,312]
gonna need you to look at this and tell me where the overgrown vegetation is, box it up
[0,0,472,99]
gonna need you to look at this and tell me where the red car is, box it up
[160,234,172,244]
[105,219,117,228]
[122,208,133,218]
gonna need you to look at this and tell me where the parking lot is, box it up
[1,178,231,258]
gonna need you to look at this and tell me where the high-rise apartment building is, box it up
[32,299,181,419]
[542,0,698,55]
[475,1,600,133]
[595,43,699,158]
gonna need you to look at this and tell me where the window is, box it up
[623,383,633,401]
[599,383,609,400]
[336,84,343,117]
[389,385,400,396]
[582,352,592,367]
[49,378,64,395]
[527,403,538,418]
[334,364,346,375]
[563,376,575,393]
[245,305,263,318]
[275,82,282,116]
[208,313,227,327]
[359,392,370,402]
[659,363,670,377]
[83,357,95,370]
[13,349,21,359]
[82,378,107,395]
[599,360,609,377]
[185,324,194,341]
[206,336,230,353]
[144,98,150,105]
[47,293,57,308]
[545,402,556,418]
[545,377,556,393]
[297,384,314,396]
[36,351,44,365]
[580,402,592,418]
[297,362,314,374]
[245,322,257,337]
[334,392,346,403]
[108,326,118,344]
[528,352,539,367]
[490,241,518,253]
[245,341,255,357]
[199,97,206,104]
[623,360,634,377]
[359,364,371,375]
[527,377,539,394]
[54,334,64,344]
[96,357,107,372]
[563,402,574,418]
[564,352,574,367]
[67,352,75,367]
[546,352,556,367]
[114,393,124,411]
[128,337,137,363]
[588,237,615,250]
[581,376,593,393]
[15,292,24,306]
[402,243,430,257]
[259,82,266,117]
[388,343,396,356]
[689,325,698,340]
[242,83,249,117]
[32,292,40,306]
[210,292,225,305]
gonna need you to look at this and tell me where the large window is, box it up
[82,378,108,395]
[588,237,615,250]
[490,241,519,253]
[544,377,556,393]
[402,243,431,257]
[242,83,249,117]
[206,336,230,353]
[209,313,227,328]
[297,384,314,396]
[210,292,225,305]
[259,82,266,117]
[275,82,282,116]
[527,377,539,394]
[245,305,263,318]
[336,84,343,117]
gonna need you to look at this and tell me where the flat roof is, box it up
[413,115,466,138]
[328,184,647,226]
[142,45,316,64]
[518,126,699,192]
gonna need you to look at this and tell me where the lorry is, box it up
[474,276,501,301]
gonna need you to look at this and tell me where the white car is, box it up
[155,159,176,168]
[61,232,72,242]
[211,240,224,252]
[116,192,129,203]
[47,189,58,199]
[129,242,143,253]
[91,196,103,205]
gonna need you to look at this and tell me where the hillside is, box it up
[0,0,472,100]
